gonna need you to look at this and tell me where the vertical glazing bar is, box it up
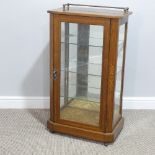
[64,23,69,105]
[76,24,90,97]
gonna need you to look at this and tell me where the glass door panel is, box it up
[60,22,104,126]
[113,24,126,126]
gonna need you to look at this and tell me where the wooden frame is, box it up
[47,6,132,143]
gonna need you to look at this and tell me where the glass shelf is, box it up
[69,58,102,66]
[61,70,101,77]
[61,41,124,52]
[61,42,103,48]
[61,57,102,76]
[61,23,104,47]
[61,32,103,40]
[61,42,103,65]
[60,94,100,104]
[61,66,121,75]
[61,71,101,88]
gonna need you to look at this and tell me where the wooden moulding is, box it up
[47,7,132,19]
[47,117,124,143]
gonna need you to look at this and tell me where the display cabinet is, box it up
[47,4,132,143]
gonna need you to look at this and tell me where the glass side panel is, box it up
[60,22,104,126]
[113,24,125,126]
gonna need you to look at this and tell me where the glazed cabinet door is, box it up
[52,14,110,131]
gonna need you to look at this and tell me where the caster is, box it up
[104,143,109,146]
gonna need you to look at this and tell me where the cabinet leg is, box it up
[51,130,55,133]
[104,143,109,146]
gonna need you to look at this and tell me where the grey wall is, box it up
[0,0,155,97]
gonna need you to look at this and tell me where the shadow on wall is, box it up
[22,44,50,96]
[22,44,50,125]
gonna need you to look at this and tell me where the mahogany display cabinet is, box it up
[47,4,132,143]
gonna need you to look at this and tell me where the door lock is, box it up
[53,70,57,80]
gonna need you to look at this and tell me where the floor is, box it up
[0,109,155,155]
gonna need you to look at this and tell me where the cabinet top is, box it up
[48,4,132,19]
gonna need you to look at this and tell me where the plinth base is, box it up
[47,117,124,143]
